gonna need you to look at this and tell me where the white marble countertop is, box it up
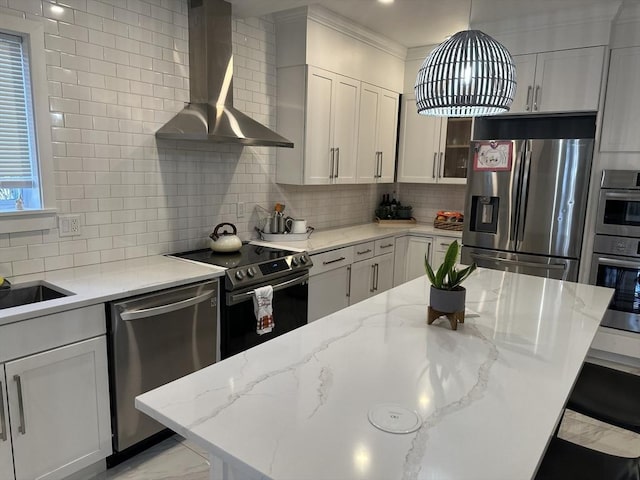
[137,268,613,480]
[251,222,462,254]
[0,255,225,326]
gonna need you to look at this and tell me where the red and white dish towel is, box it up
[253,285,274,335]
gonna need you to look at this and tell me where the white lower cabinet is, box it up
[308,238,396,321]
[308,265,351,321]
[6,336,111,480]
[405,236,433,282]
[0,369,14,480]
[432,236,462,269]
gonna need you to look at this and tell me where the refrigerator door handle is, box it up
[470,253,566,271]
[510,142,527,247]
[516,144,533,250]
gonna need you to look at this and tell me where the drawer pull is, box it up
[440,243,451,247]
[323,256,346,265]
[380,244,393,249]
[357,249,372,255]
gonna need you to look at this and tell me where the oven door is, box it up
[221,272,309,359]
[596,190,640,236]
[590,254,640,333]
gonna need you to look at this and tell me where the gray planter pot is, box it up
[429,286,466,313]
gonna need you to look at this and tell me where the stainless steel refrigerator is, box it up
[461,138,593,281]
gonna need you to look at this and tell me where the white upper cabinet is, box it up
[397,96,470,185]
[277,66,360,185]
[600,47,640,152]
[509,47,605,114]
[356,83,399,184]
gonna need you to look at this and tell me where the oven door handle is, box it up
[595,256,640,269]
[120,290,216,321]
[227,273,309,306]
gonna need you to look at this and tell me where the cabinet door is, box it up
[0,368,14,480]
[349,257,376,305]
[600,47,640,152]
[356,83,380,184]
[439,118,471,185]
[406,236,432,282]
[533,47,604,113]
[7,337,111,480]
[308,266,350,322]
[377,89,399,183]
[432,236,462,270]
[393,235,409,287]
[508,54,537,114]
[397,96,441,183]
[305,67,334,184]
[332,74,360,184]
[374,253,395,294]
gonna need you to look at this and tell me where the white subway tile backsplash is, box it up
[13,258,45,275]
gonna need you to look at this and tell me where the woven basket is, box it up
[434,219,464,231]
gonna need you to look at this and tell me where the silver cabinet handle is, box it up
[370,264,376,292]
[120,290,216,321]
[14,375,25,435]
[0,381,6,441]
[323,256,346,265]
[378,152,383,178]
[380,243,393,249]
[432,152,437,178]
[525,85,532,111]
[356,248,372,255]
[373,263,379,291]
[533,85,540,111]
[439,152,444,178]
[335,147,340,178]
[329,148,335,179]
[346,265,351,298]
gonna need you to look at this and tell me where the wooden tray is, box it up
[434,219,464,231]
[375,217,417,226]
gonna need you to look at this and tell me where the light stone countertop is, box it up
[136,268,614,480]
[0,255,225,326]
[251,222,463,254]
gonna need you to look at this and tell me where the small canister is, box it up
[277,214,285,233]
[271,215,280,233]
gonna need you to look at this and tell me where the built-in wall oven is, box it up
[592,170,640,334]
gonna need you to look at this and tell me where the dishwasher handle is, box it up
[120,289,216,321]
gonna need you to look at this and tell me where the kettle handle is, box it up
[210,222,237,240]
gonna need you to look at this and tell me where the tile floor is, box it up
[93,359,640,480]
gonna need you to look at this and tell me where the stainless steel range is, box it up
[172,244,312,359]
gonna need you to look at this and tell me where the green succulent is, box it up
[424,240,476,290]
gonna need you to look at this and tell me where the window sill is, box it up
[0,209,57,234]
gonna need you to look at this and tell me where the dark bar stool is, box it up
[535,437,640,480]
[567,362,640,434]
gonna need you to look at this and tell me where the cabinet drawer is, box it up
[375,237,395,256]
[435,236,459,253]
[309,246,355,276]
[0,304,105,363]
[353,242,375,262]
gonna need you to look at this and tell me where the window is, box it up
[0,32,42,211]
[0,16,55,233]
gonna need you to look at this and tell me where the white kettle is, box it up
[209,223,242,253]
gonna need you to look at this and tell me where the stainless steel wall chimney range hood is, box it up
[156,0,293,147]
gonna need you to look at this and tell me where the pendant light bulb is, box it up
[414,30,516,117]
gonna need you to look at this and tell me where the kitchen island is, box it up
[136,268,613,480]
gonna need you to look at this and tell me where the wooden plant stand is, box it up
[427,306,465,330]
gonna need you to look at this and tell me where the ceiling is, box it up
[228,0,620,48]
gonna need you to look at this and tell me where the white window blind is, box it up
[0,32,38,189]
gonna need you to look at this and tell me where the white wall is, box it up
[0,0,385,278]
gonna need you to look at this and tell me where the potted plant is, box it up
[424,240,476,315]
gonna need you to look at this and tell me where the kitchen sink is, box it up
[0,281,73,309]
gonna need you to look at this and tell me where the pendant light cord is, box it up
[468,0,473,30]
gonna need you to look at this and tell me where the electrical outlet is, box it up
[237,202,245,218]
[58,214,81,237]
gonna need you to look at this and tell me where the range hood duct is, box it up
[156,0,293,147]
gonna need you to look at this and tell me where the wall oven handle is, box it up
[470,253,566,270]
[120,290,216,321]
[14,375,25,435]
[595,257,640,269]
[0,381,6,441]
[228,273,309,305]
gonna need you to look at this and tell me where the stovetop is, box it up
[170,243,312,291]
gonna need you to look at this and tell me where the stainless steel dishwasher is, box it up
[106,280,218,462]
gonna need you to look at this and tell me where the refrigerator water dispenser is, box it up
[470,196,499,234]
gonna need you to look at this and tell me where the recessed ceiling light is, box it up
[378,0,394,4]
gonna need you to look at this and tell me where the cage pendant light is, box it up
[415,29,516,117]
